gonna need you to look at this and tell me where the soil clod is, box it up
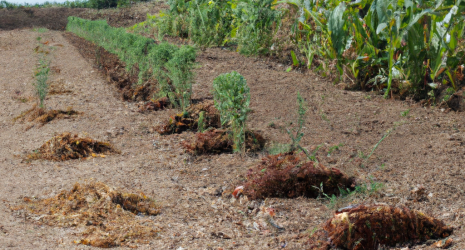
[11,182,160,248]
[308,204,453,250]
[26,132,119,161]
[182,129,265,154]
[242,152,355,200]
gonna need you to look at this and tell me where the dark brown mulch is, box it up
[181,129,265,155]
[155,99,221,135]
[308,204,453,250]
[242,152,356,200]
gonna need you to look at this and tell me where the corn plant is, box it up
[212,71,250,153]
[231,0,283,55]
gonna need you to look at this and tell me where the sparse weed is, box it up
[323,177,385,210]
[327,143,343,156]
[400,109,410,117]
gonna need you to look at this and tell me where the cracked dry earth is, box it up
[1,28,465,250]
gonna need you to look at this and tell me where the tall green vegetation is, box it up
[130,0,283,56]
[284,0,465,98]
[212,71,250,152]
[67,17,197,108]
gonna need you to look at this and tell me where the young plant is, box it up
[212,71,250,153]
[34,56,50,108]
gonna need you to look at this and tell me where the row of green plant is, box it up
[67,16,197,110]
[0,0,148,10]
[130,0,283,56]
[284,0,465,98]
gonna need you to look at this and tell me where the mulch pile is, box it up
[11,182,160,248]
[242,152,356,200]
[26,132,119,161]
[308,204,453,249]
[14,105,80,126]
[138,97,170,112]
[182,129,265,155]
[156,99,221,135]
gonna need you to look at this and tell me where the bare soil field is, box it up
[1,6,465,250]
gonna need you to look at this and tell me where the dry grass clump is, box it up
[156,100,220,135]
[12,182,160,248]
[26,132,119,161]
[242,152,355,200]
[308,204,453,250]
[14,105,80,125]
[182,129,265,155]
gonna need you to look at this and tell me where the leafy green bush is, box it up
[67,17,197,107]
[212,71,250,152]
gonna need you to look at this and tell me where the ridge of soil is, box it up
[1,9,465,250]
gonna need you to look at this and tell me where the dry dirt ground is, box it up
[1,11,465,250]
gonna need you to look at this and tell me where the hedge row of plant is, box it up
[67,16,197,110]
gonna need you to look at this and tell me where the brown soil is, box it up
[0,2,166,31]
[11,182,160,248]
[2,8,465,249]
[308,204,453,249]
[26,132,120,161]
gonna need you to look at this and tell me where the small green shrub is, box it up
[212,71,250,152]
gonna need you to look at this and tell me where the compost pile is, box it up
[12,182,160,248]
[308,204,453,250]
[182,129,265,154]
[26,132,119,161]
[156,99,220,134]
[242,152,356,200]
[14,105,80,125]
